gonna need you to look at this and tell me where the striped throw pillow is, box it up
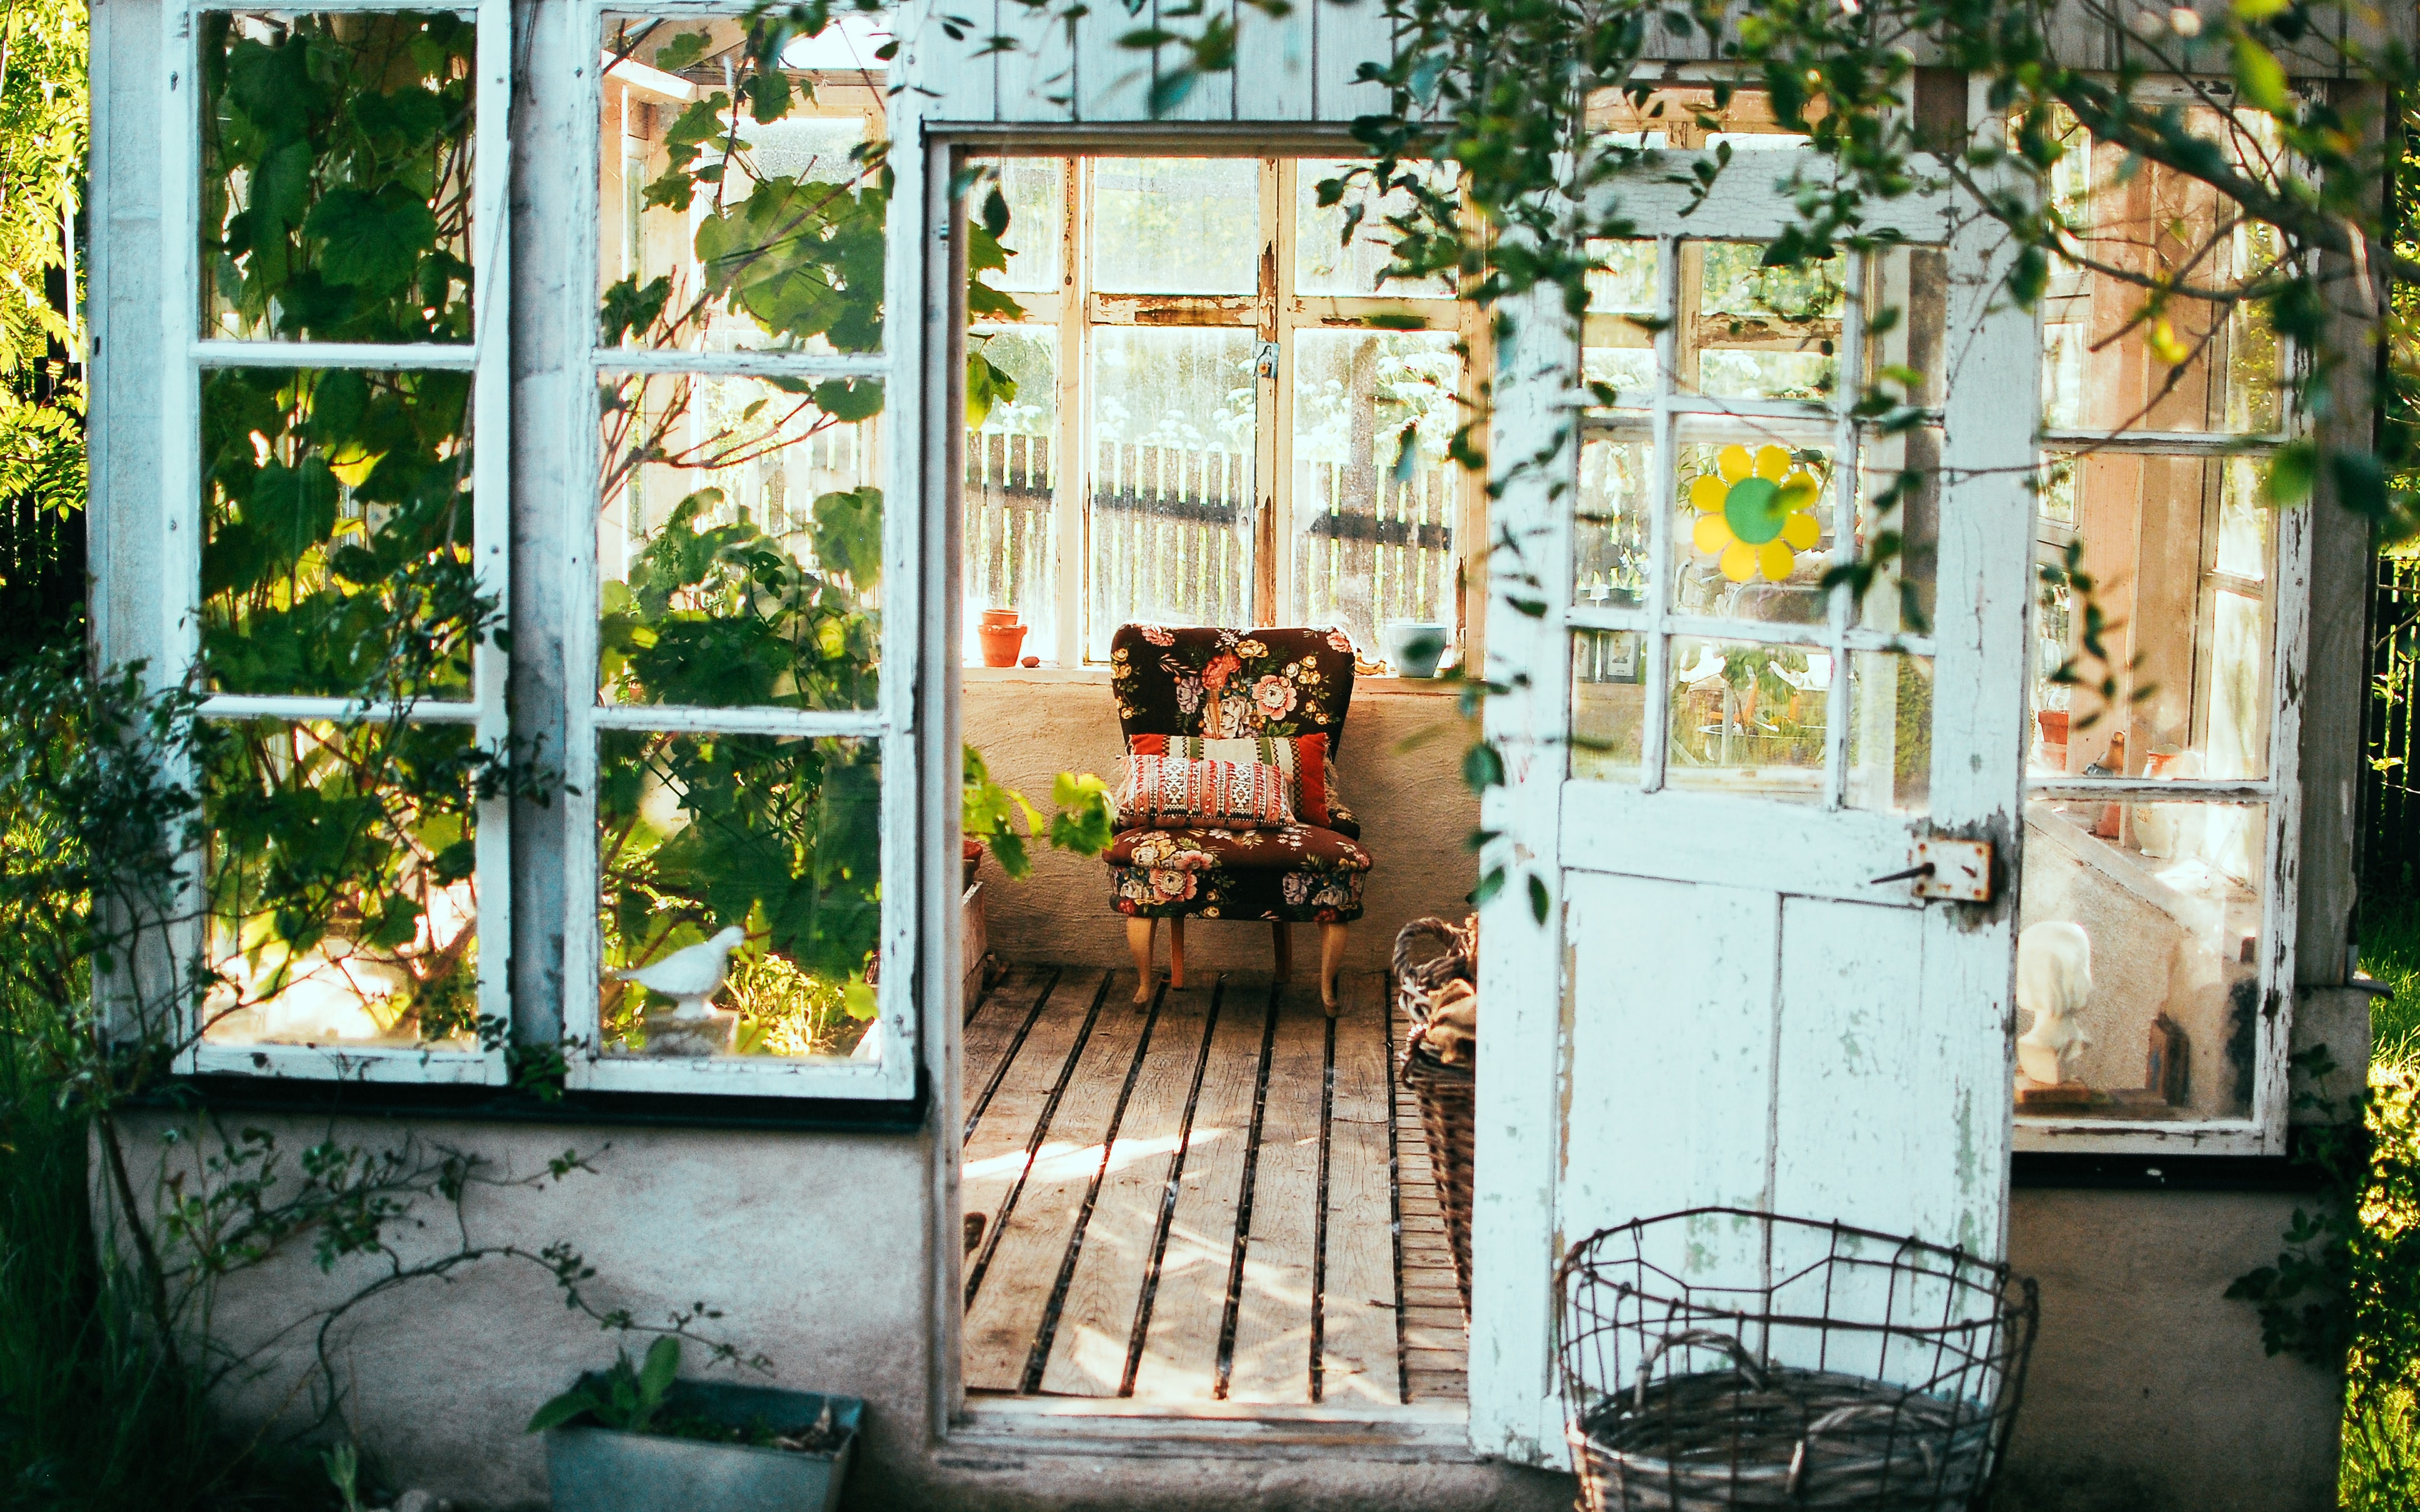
[1114,755,1295,831]
[1130,733,1345,830]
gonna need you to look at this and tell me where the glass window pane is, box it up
[201,367,476,699]
[596,732,882,1063]
[2017,798,2266,1120]
[1290,329,1460,660]
[1571,630,1645,783]
[1864,246,1947,409]
[600,14,887,354]
[202,718,482,1050]
[2038,106,2286,435]
[1671,420,1834,624]
[1294,160,1452,298]
[1847,652,1931,815]
[1583,239,1659,407]
[1086,328,1256,659]
[1664,636,1830,803]
[1090,159,1260,296]
[2031,453,2272,780]
[966,326,1058,665]
[1574,434,1650,610]
[1854,425,1940,634]
[1681,241,1842,403]
[202,11,476,342]
[599,374,883,710]
[974,157,1064,294]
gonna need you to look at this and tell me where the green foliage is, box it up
[526,1335,684,1436]
[200,10,474,343]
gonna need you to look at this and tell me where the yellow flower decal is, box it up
[1686,444,1822,584]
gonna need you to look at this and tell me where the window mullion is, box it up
[1056,158,1086,667]
[1258,157,1283,628]
[471,0,515,1042]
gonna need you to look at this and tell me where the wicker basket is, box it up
[1559,1210,2038,1512]
[1394,916,1476,1314]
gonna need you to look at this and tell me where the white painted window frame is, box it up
[2014,79,2312,1157]
[159,0,515,1086]
[966,153,1483,668]
[558,0,925,1100]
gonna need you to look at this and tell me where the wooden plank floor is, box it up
[959,965,1469,1407]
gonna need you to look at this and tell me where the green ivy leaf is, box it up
[305,186,438,293]
[2232,36,2289,114]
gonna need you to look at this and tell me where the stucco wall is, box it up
[139,1094,2341,1512]
[963,671,1480,975]
[1998,1187,2344,1512]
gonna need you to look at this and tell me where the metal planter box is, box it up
[544,1380,862,1512]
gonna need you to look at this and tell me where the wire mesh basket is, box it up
[1558,1208,2038,1512]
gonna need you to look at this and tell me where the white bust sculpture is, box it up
[2015,920,2094,1085]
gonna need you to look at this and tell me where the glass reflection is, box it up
[1664,637,1829,802]
[1291,329,1461,659]
[598,732,882,1062]
[598,374,884,710]
[2016,798,2264,1120]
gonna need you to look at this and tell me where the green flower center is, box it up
[1723,475,1788,545]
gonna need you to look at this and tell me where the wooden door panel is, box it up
[1562,872,1776,1288]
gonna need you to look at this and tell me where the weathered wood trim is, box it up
[1469,276,1574,1468]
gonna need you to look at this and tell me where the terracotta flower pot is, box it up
[977,620,1028,667]
[979,607,1021,630]
[2034,708,2069,771]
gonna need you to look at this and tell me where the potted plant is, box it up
[528,1338,862,1512]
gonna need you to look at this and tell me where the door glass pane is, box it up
[1291,329,1460,659]
[974,157,1065,293]
[1583,239,1660,407]
[597,732,883,1063]
[1295,160,1452,298]
[1671,421,1834,623]
[966,326,1058,665]
[2038,106,2286,435]
[2031,453,2272,780]
[599,374,883,710]
[1680,241,1842,403]
[202,11,476,342]
[1574,434,1650,610]
[1862,246,1948,409]
[201,367,476,700]
[1571,631,1646,783]
[1847,652,1932,815]
[202,719,481,1051]
[1090,159,1260,296]
[1854,425,1941,634]
[1664,636,1830,803]
[1087,328,1256,659]
[2017,798,2266,1121]
[600,14,886,354]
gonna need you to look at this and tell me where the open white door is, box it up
[1469,129,2038,1462]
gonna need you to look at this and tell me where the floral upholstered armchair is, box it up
[1106,625,1374,1012]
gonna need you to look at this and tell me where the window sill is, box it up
[145,1069,929,1133]
[961,664,1469,696]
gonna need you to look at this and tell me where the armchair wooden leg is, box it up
[1318,923,1348,1015]
[1127,917,1156,1005]
[1272,922,1292,982]
[1169,917,1186,990]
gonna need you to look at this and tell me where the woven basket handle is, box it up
[1784,1402,1932,1497]
[1392,916,1471,983]
[1632,1328,1765,1410]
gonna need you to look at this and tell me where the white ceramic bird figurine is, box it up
[614,926,748,1018]
[2015,920,2093,1085]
